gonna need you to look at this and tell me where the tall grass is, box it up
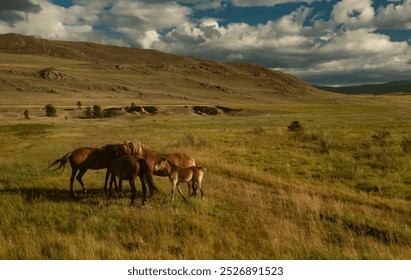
[1,105,411,259]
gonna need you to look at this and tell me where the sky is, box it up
[0,0,411,86]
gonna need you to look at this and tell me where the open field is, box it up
[1,98,411,260]
[0,34,411,259]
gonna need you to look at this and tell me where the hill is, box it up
[0,33,329,109]
[317,81,411,95]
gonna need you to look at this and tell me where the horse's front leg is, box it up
[109,173,115,198]
[103,169,110,194]
[139,175,147,206]
[176,183,187,202]
[129,179,136,206]
[118,179,123,198]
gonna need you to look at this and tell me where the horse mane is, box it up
[125,140,143,155]
[101,143,121,150]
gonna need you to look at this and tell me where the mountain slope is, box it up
[317,81,411,95]
[0,33,329,106]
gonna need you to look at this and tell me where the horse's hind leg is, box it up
[76,168,88,194]
[70,168,77,197]
[187,181,196,197]
[196,180,204,199]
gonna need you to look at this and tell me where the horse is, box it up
[50,143,133,196]
[108,155,157,206]
[123,140,197,195]
[154,155,206,201]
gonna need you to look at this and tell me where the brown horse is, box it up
[108,155,157,206]
[123,140,196,195]
[154,155,206,201]
[50,143,132,196]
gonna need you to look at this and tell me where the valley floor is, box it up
[1,97,411,259]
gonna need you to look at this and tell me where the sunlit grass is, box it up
[1,102,411,259]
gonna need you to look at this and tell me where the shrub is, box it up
[85,106,93,118]
[372,130,390,147]
[92,105,103,118]
[287,121,306,141]
[288,120,303,132]
[44,104,57,117]
[401,136,411,153]
[23,110,30,120]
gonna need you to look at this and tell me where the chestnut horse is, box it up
[123,140,196,195]
[154,156,206,201]
[50,143,132,196]
[108,155,157,206]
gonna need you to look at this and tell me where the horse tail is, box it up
[139,158,158,193]
[49,152,72,172]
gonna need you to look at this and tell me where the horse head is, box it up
[154,155,167,172]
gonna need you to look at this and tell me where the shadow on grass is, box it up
[0,186,131,204]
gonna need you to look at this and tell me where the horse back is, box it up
[71,147,107,169]
[168,153,196,168]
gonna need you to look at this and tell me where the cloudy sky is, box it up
[0,0,410,86]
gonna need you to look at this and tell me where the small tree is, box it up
[45,104,57,117]
[77,101,82,108]
[23,110,30,120]
[92,105,103,118]
[85,106,93,119]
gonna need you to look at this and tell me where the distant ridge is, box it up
[317,81,411,95]
[0,33,327,100]
[0,33,188,64]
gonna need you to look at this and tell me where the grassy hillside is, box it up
[317,81,411,95]
[0,33,325,107]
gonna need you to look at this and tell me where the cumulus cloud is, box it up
[375,0,411,29]
[1,0,411,85]
[0,0,41,25]
[231,0,321,6]
[331,0,375,29]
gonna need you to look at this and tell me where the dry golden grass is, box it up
[1,102,411,259]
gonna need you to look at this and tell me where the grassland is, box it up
[0,35,410,259]
[1,99,411,260]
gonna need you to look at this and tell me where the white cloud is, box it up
[1,0,411,85]
[230,0,321,7]
[375,0,411,29]
[331,0,375,29]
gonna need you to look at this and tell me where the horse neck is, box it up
[166,159,181,178]
[140,145,163,171]
[102,144,121,158]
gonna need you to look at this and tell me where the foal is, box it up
[154,156,206,201]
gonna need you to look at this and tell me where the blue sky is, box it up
[1,0,411,86]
